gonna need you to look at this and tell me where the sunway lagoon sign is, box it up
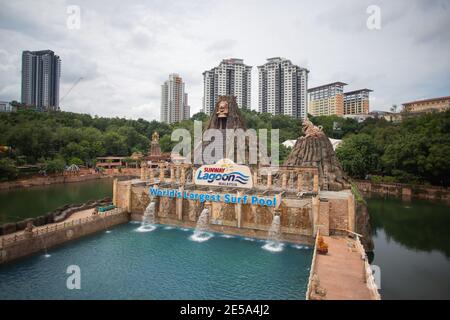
[149,159,278,207]
[193,159,253,189]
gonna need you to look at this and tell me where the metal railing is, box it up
[0,208,125,249]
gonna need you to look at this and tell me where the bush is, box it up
[67,157,84,166]
[0,158,18,180]
[44,158,66,174]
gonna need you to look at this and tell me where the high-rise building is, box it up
[202,58,252,115]
[183,93,190,120]
[344,89,372,115]
[258,57,309,119]
[21,50,61,111]
[160,74,190,124]
[308,82,347,117]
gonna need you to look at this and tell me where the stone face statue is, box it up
[152,131,159,142]
[216,100,229,118]
[302,118,324,138]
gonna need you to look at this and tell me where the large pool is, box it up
[0,223,312,300]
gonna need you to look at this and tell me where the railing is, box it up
[305,229,320,300]
[354,234,381,300]
[330,228,363,238]
[0,208,125,249]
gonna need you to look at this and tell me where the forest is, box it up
[1,109,449,186]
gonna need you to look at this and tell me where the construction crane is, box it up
[59,77,83,104]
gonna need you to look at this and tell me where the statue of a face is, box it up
[216,100,229,118]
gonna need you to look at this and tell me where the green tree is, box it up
[0,158,18,181]
[336,133,380,179]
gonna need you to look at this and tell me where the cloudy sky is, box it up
[0,0,449,120]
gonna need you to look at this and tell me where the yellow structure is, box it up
[343,89,372,115]
[402,96,450,114]
[308,82,346,116]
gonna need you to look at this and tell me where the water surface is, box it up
[367,195,450,300]
[0,223,312,300]
[0,179,112,224]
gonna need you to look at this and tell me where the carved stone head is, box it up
[216,100,229,118]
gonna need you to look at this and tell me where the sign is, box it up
[149,187,277,207]
[194,159,253,189]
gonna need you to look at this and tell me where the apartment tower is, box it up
[21,50,61,111]
[258,57,309,119]
[202,58,252,115]
[161,74,190,124]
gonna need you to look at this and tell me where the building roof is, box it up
[308,82,348,92]
[402,96,450,106]
[344,89,373,95]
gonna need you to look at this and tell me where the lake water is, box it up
[0,179,113,224]
[367,195,450,300]
[0,223,312,299]
[1,179,450,300]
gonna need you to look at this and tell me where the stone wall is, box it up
[355,180,450,202]
[0,210,129,265]
[115,179,357,247]
[0,173,109,191]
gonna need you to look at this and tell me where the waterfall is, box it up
[143,202,156,225]
[268,215,281,242]
[190,209,213,242]
[262,215,284,252]
[136,202,156,232]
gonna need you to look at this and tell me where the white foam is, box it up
[44,254,51,258]
[129,221,141,224]
[135,225,156,233]
[105,230,112,234]
[244,237,255,242]
[180,228,190,232]
[262,241,284,253]
[220,234,235,239]
[190,232,214,243]
[164,226,174,230]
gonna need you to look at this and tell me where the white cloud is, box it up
[0,0,449,119]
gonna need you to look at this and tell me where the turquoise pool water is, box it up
[0,223,312,300]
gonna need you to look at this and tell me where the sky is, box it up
[0,0,449,120]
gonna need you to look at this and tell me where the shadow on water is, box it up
[366,194,450,300]
[368,195,450,258]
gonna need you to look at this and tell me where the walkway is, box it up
[313,236,374,300]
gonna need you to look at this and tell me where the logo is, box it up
[194,159,253,189]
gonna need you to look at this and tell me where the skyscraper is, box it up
[202,58,252,115]
[160,74,190,124]
[258,57,309,119]
[308,82,347,117]
[21,50,61,111]
[344,89,372,115]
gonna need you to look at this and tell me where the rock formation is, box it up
[284,118,349,191]
[284,117,374,252]
[196,95,248,164]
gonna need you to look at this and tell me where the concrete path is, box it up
[314,236,373,300]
